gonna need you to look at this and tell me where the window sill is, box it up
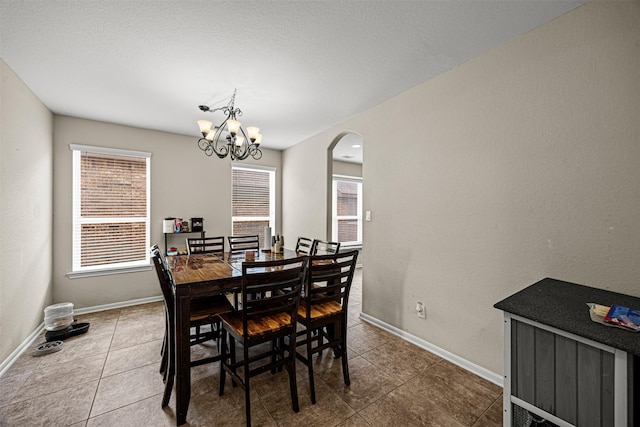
[66,265,152,279]
[340,243,362,250]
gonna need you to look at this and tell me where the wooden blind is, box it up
[72,146,150,271]
[231,166,274,248]
[232,168,270,217]
[80,153,147,217]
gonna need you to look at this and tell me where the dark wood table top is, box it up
[167,249,302,287]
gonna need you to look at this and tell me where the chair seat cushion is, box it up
[220,311,293,338]
[298,299,342,320]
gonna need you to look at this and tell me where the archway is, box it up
[326,131,363,247]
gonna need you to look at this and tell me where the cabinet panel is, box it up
[602,351,614,426]
[535,328,555,412]
[555,334,577,424]
[513,320,535,402]
[577,343,602,427]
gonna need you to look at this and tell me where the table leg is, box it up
[175,293,191,426]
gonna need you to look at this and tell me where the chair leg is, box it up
[160,331,168,378]
[287,333,300,412]
[243,345,252,427]
[306,327,317,404]
[162,329,175,407]
[230,335,237,388]
[340,320,350,386]
[219,328,227,396]
[160,314,168,376]
[270,339,275,374]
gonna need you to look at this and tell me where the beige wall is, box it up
[0,60,54,362]
[282,1,640,375]
[282,137,330,243]
[333,160,362,178]
[52,116,282,307]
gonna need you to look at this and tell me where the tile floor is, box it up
[0,269,503,426]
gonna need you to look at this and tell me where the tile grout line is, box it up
[84,309,121,425]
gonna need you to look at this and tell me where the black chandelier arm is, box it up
[197,137,229,159]
[248,146,262,160]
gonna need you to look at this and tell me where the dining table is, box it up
[166,248,302,426]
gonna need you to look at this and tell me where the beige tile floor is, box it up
[0,269,503,426]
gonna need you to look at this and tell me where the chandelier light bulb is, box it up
[254,134,263,146]
[235,136,244,147]
[227,119,241,136]
[197,120,213,136]
[246,126,260,142]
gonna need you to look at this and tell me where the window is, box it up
[70,144,151,275]
[332,175,362,245]
[231,165,275,248]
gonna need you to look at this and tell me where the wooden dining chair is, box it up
[227,235,260,254]
[186,236,224,255]
[150,245,233,408]
[218,256,306,427]
[295,250,358,404]
[311,239,341,255]
[295,236,314,255]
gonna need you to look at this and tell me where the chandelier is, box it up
[196,89,263,161]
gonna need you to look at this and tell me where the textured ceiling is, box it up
[1,0,585,157]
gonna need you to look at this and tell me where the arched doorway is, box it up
[326,132,363,265]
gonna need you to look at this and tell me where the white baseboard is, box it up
[359,312,504,387]
[0,295,164,377]
[0,323,45,378]
[73,295,163,315]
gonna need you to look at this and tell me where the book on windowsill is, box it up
[604,304,640,332]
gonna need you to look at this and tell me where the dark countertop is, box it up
[494,277,640,356]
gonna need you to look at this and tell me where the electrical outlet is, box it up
[416,302,426,319]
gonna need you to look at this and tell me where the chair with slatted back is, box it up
[226,235,261,308]
[150,245,233,408]
[295,250,358,404]
[227,235,260,254]
[295,236,314,255]
[311,239,341,255]
[186,236,225,255]
[218,256,306,427]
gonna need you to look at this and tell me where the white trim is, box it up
[0,323,45,378]
[66,265,152,279]
[613,349,628,427]
[332,176,363,244]
[69,144,151,158]
[73,295,163,315]
[231,163,276,173]
[503,313,512,426]
[231,165,276,232]
[71,147,151,273]
[333,174,362,182]
[0,295,163,377]
[359,312,503,387]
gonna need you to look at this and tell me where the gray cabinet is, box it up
[495,278,639,427]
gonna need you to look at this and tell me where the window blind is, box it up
[231,166,275,248]
[71,145,150,272]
